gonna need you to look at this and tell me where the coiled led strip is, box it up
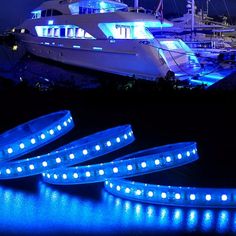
[103,142,236,208]
[0,125,134,179]
[105,180,236,208]
[0,110,73,163]
[42,142,197,185]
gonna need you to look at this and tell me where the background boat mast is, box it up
[187,0,195,38]
[192,0,195,34]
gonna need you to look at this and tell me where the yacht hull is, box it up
[19,36,170,81]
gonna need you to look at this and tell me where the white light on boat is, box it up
[48,20,54,25]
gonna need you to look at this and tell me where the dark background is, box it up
[1,0,236,32]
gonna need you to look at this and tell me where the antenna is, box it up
[187,0,195,37]
[134,0,139,8]
[155,0,164,22]
[206,0,210,16]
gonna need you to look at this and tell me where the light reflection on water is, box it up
[0,182,235,235]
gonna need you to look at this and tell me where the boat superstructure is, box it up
[13,0,199,80]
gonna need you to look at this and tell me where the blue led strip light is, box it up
[0,110,74,163]
[105,179,236,208]
[0,125,134,179]
[103,142,236,208]
[42,142,197,185]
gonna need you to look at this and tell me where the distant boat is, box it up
[152,0,236,59]
[12,0,199,81]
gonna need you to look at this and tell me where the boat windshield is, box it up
[69,0,128,14]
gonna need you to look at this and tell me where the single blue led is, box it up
[83,149,88,155]
[148,191,154,197]
[127,164,133,171]
[29,164,35,170]
[31,139,36,145]
[206,194,212,201]
[73,173,79,179]
[161,192,167,199]
[125,188,131,193]
[0,110,74,162]
[177,154,182,159]
[17,167,22,173]
[106,141,112,147]
[221,194,228,201]
[190,194,196,201]
[42,161,48,167]
[141,162,147,168]
[62,174,67,179]
[85,171,91,177]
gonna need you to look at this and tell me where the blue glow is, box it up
[172,209,183,229]
[160,41,179,50]
[202,210,214,231]
[73,45,81,49]
[93,47,103,51]
[48,20,54,25]
[217,211,229,233]
[29,164,34,170]
[127,164,133,171]
[187,210,198,230]
[31,10,41,19]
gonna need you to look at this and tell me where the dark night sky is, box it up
[1,0,236,32]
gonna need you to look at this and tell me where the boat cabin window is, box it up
[52,10,63,16]
[32,10,42,19]
[60,28,66,37]
[76,28,84,38]
[35,25,96,39]
[32,9,63,19]
[99,23,154,40]
[67,28,75,38]
[46,9,52,17]
[54,28,60,37]
[68,1,128,15]
[41,10,47,17]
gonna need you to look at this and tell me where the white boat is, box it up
[13,0,199,81]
